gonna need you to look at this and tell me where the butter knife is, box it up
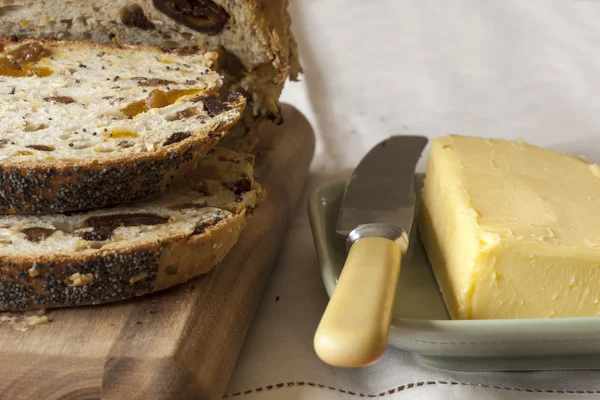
[313,135,428,367]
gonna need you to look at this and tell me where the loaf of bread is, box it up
[0,147,264,311]
[0,36,246,214]
[0,0,302,150]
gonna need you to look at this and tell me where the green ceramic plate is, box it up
[308,174,600,371]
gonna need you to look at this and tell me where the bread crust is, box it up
[241,0,301,82]
[0,36,247,214]
[0,212,246,311]
[0,146,263,311]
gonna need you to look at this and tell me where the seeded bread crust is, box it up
[0,214,246,311]
[0,148,263,311]
[0,36,247,214]
[0,0,302,150]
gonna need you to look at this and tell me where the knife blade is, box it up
[314,135,428,367]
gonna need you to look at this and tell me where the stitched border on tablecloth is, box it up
[400,337,600,346]
[222,380,600,398]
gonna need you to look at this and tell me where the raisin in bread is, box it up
[0,0,303,150]
[0,147,264,311]
[0,36,246,214]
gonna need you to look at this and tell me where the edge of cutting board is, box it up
[0,103,316,400]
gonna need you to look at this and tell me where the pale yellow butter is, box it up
[419,135,600,319]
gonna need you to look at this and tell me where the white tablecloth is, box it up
[225,1,600,398]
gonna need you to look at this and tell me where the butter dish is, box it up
[308,176,600,371]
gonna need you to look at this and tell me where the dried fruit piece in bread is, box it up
[0,36,246,214]
[0,0,302,150]
[0,147,264,311]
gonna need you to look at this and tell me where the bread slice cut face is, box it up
[0,36,246,214]
[0,147,263,311]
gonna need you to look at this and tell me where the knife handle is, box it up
[314,236,401,367]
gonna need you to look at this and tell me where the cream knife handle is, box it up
[314,233,402,367]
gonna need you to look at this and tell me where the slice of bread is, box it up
[0,147,264,311]
[0,0,302,150]
[0,36,246,214]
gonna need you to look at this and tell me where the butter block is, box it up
[419,135,600,319]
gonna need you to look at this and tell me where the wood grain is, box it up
[0,104,315,400]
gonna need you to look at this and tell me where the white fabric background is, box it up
[225,1,600,398]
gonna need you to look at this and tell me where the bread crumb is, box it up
[0,309,49,332]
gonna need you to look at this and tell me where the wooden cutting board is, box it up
[0,104,315,400]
